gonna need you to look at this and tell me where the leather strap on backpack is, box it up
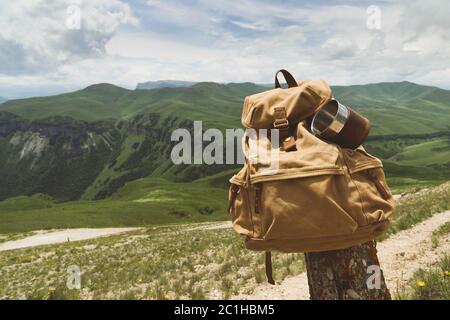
[265,251,275,285]
[273,70,298,152]
[274,69,298,89]
[273,107,297,152]
[273,106,290,139]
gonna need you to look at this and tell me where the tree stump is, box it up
[304,241,391,300]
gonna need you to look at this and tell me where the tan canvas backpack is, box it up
[228,70,395,284]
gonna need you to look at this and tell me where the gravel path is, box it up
[0,221,233,252]
[0,228,139,251]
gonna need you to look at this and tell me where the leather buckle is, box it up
[282,136,297,152]
[273,119,289,128]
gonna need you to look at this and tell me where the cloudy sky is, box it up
[0,0,449,98]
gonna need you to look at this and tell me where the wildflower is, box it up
[444,270,450,276]
[416,280,426,287]
[164,293,170,300]
[48,287,57,292]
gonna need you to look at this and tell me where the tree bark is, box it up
[304,241,391,300]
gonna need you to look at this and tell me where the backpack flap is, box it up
[241,77,332,130]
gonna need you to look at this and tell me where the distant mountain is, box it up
[0,97,6,104]
[1,82,265,126]
[332,81,450,108]
[3,81,450,135]
[0,81,449,202]
[136,80,197,90]
[0,83,131,122]
[332,81,450,135]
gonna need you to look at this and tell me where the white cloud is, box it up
[1,0,450,98]
[230,21,267,31]
[0,0,137,75]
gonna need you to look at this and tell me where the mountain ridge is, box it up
[136,80,198,90]
[6,80,447,105]
[2,80,449,135]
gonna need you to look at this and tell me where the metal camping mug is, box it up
[310,99,371,149]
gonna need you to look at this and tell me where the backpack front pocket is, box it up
[343,149,395,226]
[228,182,255,237]
[228,166,259,238]
[250,171,359,240]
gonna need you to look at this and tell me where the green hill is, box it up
[0,178,228,233]
[0,82,266,201]
[389,138,450,166]
[333,82,450,135]
[0,82,264,126]
[3,81,450,135]
[0,84,130,121]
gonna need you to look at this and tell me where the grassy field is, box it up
[365,135,450,194]
[388,138,450,166]
[0,181,449,300]
[333,82,450,136]
[397,254,450,300]
[0,178,229,234]
[0,225,305,300]
[380,182,450,240]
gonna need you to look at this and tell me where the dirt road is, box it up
[0,228,139,251]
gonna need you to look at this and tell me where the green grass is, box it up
[81,135,146,200]
[0,178,229,233]
[0,194,54,212]
[333,82,450,136]
[431,222,450,249]
[382,161,450,194]
[379,182,450,241]
[0,231,35,244]
[365,134,450,193]
[398,254,450,300]
[386,177,445,195]
[389,138,450,166]
[0,225,305,300]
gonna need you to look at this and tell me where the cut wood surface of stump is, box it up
[304,241,391,300]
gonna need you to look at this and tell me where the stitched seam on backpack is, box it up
[351,174,369,226]
[243,187,256,237]
[341,151,369,226]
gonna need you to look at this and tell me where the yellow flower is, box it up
[48,287,57,292]
[444,270,450,276]
[416,280,426,287]
[164,294,170,300]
